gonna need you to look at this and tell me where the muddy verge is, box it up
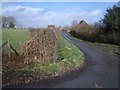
[3,56,87,88]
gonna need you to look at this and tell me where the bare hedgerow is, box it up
[21,28,61,65]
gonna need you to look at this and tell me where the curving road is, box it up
[55,32,118,88]
[6,32,118,88]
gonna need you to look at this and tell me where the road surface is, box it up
[6,32,118,88]
[54,32,118,88]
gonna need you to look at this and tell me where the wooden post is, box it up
[19,41,22,47]
[9,44,19,56]
[0,41,7,54]
[19,41,21,54]
[7,38,11,57]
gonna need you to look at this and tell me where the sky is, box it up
[2,2,118,28]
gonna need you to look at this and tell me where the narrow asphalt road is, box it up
[56,32,118,88]
[6,32,118,88]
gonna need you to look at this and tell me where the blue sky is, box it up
[2,2,117,28]
[3,2,116,12]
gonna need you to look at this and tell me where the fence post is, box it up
[19,41,21,54]
[7,37,11,57]
[19,41,21,47]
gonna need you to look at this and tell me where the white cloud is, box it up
[2,5,103,28]
[91,9,101,16]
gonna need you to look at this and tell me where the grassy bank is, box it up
[2,29,29,54]
[23,36,85,73]
[68,32,119,56]
[57,36,84,67]
[3,35,85,86]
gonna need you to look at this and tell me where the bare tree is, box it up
[71,19,78,27]
[7,16,16,28]
[2,16,16,29]
[2,16,8,28]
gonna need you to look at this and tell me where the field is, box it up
[2,29,29,54]
[2,29,85,86]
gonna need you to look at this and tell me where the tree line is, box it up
[70,2,120,45]
[1,16,23,29]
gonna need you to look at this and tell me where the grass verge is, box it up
[68,32,119,56]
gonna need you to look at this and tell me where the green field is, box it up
[3,29,85,86]
[2,29,29,54]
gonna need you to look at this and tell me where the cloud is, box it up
[2,5,103,28]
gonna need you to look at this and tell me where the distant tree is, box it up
[71,19,78,27]
[63,25,70,30]
[7,16,16,28]
[17,24,23,29]
[93,21,104,30]
[2,16,8,28]
[102,3,120,33]
[2,16,16,28]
